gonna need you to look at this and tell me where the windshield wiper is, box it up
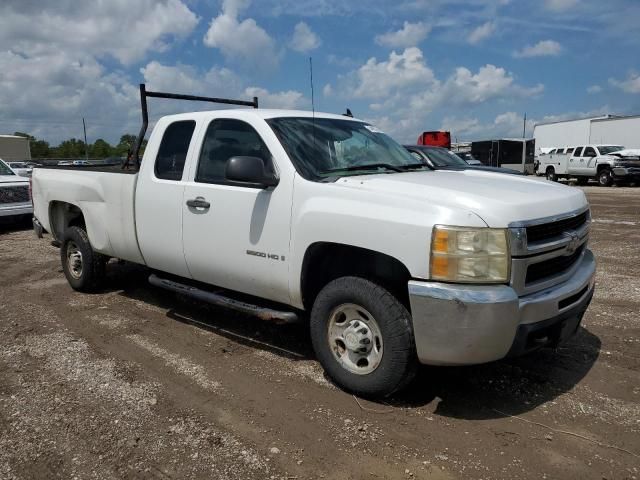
[397,163,431,170]
[321,163,404,174]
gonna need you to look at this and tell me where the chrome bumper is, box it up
[0,203,33,218]
[408,249,596,366]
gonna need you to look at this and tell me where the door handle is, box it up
[186,197,210,209]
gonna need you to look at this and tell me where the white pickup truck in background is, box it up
[0,158,32,221]
[32,85,596,397]
[538,144,640,186]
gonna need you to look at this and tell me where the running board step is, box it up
[148,274,299,325]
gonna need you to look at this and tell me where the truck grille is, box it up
[0,185,30,204]
[526,245,585,284]
[526,211,588,243]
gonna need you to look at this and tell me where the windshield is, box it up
[0,160,15,176]
[267,117,420,180]
[421,148,469,167]
[598,146,624,155]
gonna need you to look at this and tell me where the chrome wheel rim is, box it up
[327,304,383,375]
[66,241,83,279]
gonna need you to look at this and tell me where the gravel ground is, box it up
[0,185,638,479]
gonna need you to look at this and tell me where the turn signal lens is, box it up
[430,226,510,283]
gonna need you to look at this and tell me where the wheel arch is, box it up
[49,201,86,241]
[300,242,412,312]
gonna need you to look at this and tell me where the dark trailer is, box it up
[471,138,535,174]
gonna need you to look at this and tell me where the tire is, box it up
[597,168,613,187]
[546,167,557,182]
[310,276,417,398]
[60,226,106,292]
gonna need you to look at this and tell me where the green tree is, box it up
[90,138,113,158]
[53,138,87,159]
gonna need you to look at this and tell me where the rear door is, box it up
[568,146,584,175]
[135,119,197,278]
[181,117,293,304]
[582,146,599,173]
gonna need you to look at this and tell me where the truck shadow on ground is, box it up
[106,262,601,421]
[0,215,33,235]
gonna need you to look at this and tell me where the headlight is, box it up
[430,226,510,283]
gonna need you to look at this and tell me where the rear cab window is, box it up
[154,120,196,181]
[573,147,584,157]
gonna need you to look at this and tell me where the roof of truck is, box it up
[159,109,363,122]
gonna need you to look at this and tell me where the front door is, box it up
[181,118,293,304]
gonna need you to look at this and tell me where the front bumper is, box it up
[612,166,640,181]
[408,249,595,366]
[0,203,33,218]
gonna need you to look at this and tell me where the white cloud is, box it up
[467,22,495,45]
[544,0,578,11]
[587,85,602,94]
[243,87,306,109]
[0,0,198,65]
[514,40,563,58]
[351,48,438,99]
[323,84,334,97]
[289,22,321,52]
[203,0,279,69]
[375,21,431,48]
[327,48,543,142]
[440,112,531,140]
[609,73,640,94]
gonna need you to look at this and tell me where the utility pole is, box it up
[522,112,527,138]
[82,117,89,161]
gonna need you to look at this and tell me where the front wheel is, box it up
[597,168,613,187]
[310,276,417,398]
[60,226,106,292]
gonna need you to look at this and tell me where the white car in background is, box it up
[0,158,32,220]
[7,161,33,177]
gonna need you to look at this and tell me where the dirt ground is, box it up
[1,186,638,480]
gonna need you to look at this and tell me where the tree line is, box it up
[13,132,146,159]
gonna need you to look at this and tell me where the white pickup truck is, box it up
[1,158,32,220]
[538,144,639,186]
[32,85,596,397]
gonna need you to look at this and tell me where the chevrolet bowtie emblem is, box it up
[564,232,580,254]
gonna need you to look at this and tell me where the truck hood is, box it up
[339,170,587,227]
[0,174,28,184]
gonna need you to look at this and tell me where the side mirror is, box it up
[225,156,279,188]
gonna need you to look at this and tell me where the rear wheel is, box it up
[310,276,417,398]
[546,167,557,182]
[60,226,106,292]
[597,168,613,187]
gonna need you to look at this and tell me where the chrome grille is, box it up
[525,245,585,284]
[0,185,30,204]
[526,211,588,243]
[509,207,590,296]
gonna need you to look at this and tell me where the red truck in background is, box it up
[417,131,451,149]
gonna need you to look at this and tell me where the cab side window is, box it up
[154,120,196,181]
[196,119,272,184]
[573,147,584,157]
[583,147,596,157]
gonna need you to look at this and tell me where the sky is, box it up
[1,0,639,145]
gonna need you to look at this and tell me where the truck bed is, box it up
[31,167,145,264]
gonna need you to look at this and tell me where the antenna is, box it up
[309,57,315,115]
